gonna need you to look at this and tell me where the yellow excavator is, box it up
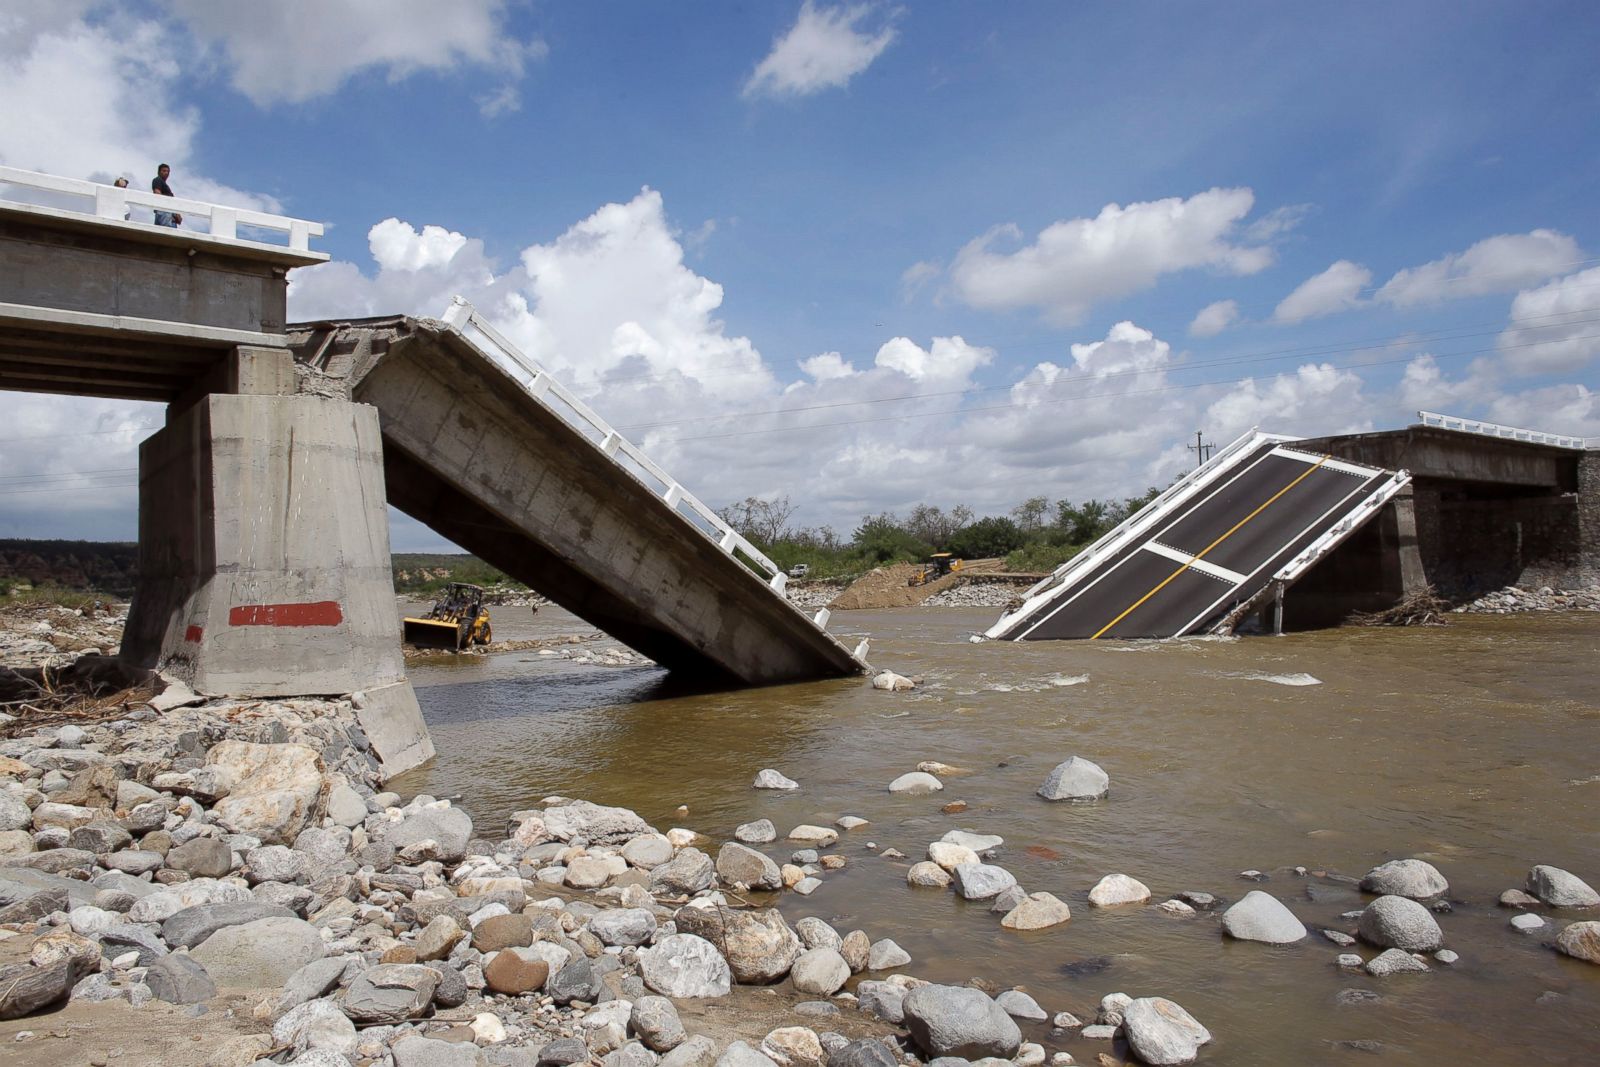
[907,552,962,587]
[403,583,493,651]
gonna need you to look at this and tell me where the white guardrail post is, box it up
[0,164,324,253]
[1417,410,1586,450]
[438,299,831,640]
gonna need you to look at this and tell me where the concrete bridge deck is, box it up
[289,301,866,685]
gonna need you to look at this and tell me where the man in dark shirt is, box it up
[152,163,182,228]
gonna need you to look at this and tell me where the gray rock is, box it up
[326,783,368,829]
[1528,865,1600,908]
[674,906,800,984]
[795,917,843,951]
[651,848,715,895]
[67,821,132,855]
[902,985,1022,1060]
[0,793,30,832]
[293,826,352,870]
[394,1034,488,1066]
[716,1041,778,1067]
[855,981,905,1023]
[1120,997,1212,1066]
[867,939,910,970]
[99,923,169,966]
[1036,756,1109,801]
[0,959,79,1019]
[550,957,602,1004]
[1511,912,1546,933]
[161,900,293,949]
[951,863,1017,901]
[540,1038,592,1066]
[246,844,310,885]
[431,962,469,1008]
[344,963,441,1023]
[1220,891,1307,944]
[1364,948,1430,976]
[189,915,323,986]
[735,820,777,845]
[660,1035,718,1067]
[166,836,233,879]
[622,834,674,869]
[102,849,163,875]
[274,997,357,1057]
[254,880,315,914]
[591,908,659,947]
[827,1039,898,1067]
[632,994,688,1052]
[988,885,1028,914]
[543,801,656,845]
[995,990,1046,1021]
[717,843,782,891]
[278,957,351,1017]
[605,1043,658,1067]
[791,948,850,996]
[383,806,474,863]
[753,770,799,790]
[637,934,732,997]
[1357,895,1443,952]
[1359,859,1448,900]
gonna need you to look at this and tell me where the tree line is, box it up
[716,487,1163,579]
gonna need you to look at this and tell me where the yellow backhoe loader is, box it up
[403,583,493,651]
[907,553,962,587]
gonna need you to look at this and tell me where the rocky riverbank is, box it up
[1453,584,1600,614]
[1,672,1100,1067]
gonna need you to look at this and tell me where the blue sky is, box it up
[2,2,1597,548]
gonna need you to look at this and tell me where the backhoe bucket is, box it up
[403,616,462,650]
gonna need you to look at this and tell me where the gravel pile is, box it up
[1454,585,1600,614]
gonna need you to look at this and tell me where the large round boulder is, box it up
[901,984,1022,1060]
[1358,895,1443,952]
[674,905,801,984]
[1220,891,1307,944]
[1360,859,1448,900]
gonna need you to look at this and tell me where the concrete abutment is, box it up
[121,386,432,778]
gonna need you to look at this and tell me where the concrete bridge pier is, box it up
[121,346,433,778]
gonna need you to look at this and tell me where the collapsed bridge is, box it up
[0,165,865,780]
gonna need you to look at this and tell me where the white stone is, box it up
[1087,874,1150,907]
[888,772,943,795]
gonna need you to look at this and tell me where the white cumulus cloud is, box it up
[1272,260,1373,324]
[165,0,538,107]
[946,188,1274,325]
[1189,299,1240,338]
[1376,229,1581,307]
[744,1,898,99]
[1495,265,1600,375]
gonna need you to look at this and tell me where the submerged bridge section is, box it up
[291,301,865,684]
[987,432,1411,641]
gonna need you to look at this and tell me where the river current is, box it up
[394,604,1600,1065]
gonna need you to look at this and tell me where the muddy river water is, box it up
[394,605,1600,1065]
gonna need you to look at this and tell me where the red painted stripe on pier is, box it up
[184,625,203,643]
[228,601,344,627]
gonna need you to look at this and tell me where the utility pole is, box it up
[1187,430,1214,469]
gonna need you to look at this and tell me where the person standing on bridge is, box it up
[151,163,182,228]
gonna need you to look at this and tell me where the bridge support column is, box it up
[121,390,433,778]
[1579,452,1600,588]
[1390,486,1429,595]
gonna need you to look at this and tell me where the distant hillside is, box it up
[0,539,139,597]
[389,553,526,595]
[0,541,521,599]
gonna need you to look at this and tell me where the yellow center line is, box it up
[1089,455,1331,640]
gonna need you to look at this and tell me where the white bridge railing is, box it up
[439,297,832,619]
[0,164,324,254]
[1418,410,1593,451]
